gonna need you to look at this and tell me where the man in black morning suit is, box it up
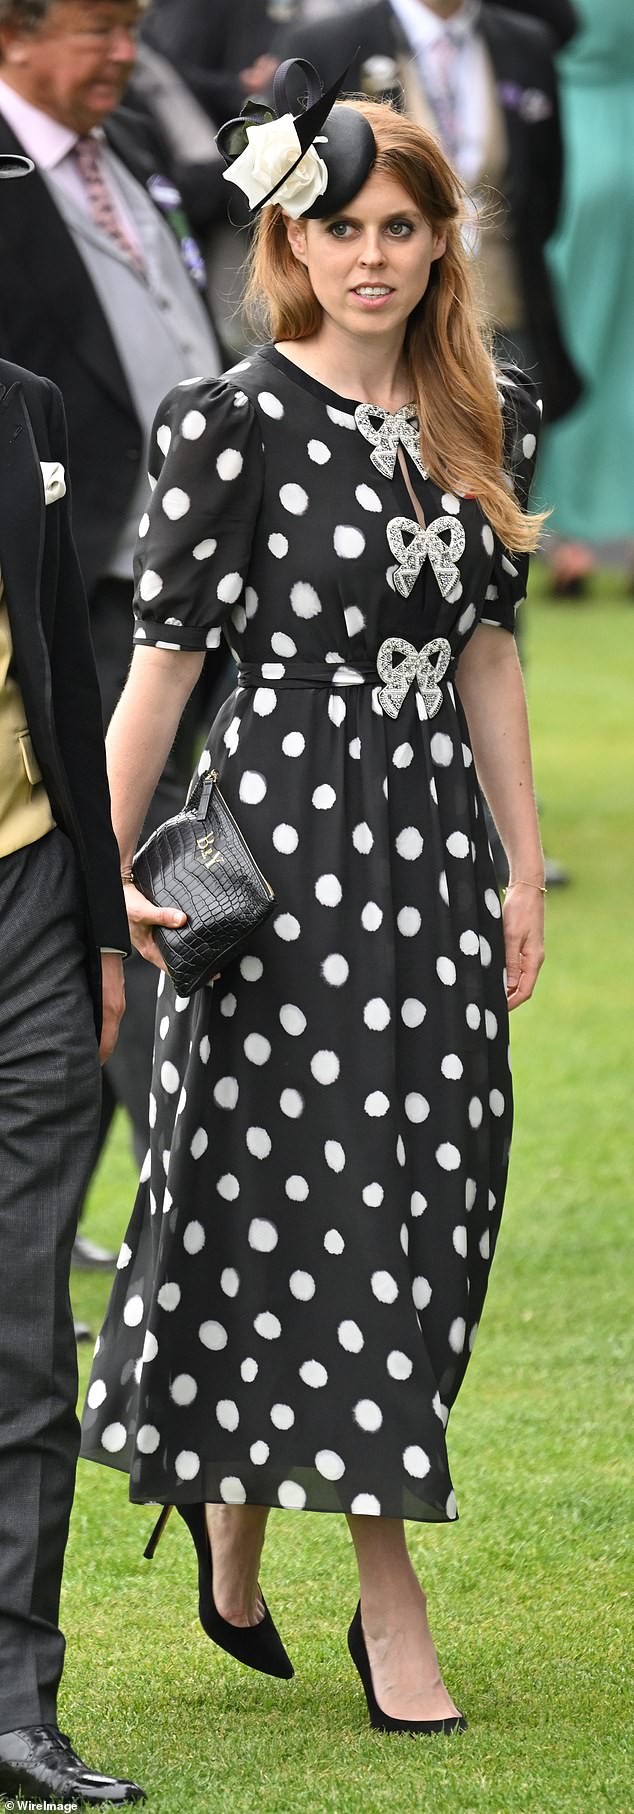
[0,157,144,1803]
[0,0,221,1232]
[279,0,581,425]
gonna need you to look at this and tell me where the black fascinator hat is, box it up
[217,58,376,221]
[0,154,34,179]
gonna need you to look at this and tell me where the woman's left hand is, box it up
[502,885,545,1010]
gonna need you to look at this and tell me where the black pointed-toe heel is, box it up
[347,1603,467,1735]
[144,1502,294,1679]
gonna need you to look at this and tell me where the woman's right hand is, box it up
[123,881,186,971]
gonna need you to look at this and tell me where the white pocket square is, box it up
[40,460,66,504]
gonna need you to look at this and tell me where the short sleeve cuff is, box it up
[133,621,223,653]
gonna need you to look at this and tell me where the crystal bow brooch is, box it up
[386,514,466,600]
[377,636,452,719]
[354,403,428,479]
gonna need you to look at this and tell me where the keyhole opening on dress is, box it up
[396,447,427,530]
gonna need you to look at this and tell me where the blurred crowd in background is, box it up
[0,0,631,1288]
[139,0,634,594]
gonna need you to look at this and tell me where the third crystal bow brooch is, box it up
[377,637,453,719]
[386,514,466,600]
[355,403,428,479]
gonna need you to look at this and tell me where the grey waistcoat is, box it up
[48,148,221,578]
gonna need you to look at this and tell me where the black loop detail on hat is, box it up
[272,58,323,121]
[216,57,349,170]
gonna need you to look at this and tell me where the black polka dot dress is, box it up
[81,345,540,1523]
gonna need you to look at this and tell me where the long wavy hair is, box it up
[244,99,545,553]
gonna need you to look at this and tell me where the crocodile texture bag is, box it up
[132,767,275,995]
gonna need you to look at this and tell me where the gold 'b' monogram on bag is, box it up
[196,830,224,869]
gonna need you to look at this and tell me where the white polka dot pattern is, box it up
[85,351,535,1526]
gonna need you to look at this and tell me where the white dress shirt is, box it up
[388,0,489,185]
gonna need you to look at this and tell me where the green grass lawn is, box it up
[67,581,633,1814]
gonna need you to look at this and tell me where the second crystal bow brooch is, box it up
[377,637,453,719]
[386,514,466,600]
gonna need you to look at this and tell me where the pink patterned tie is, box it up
[426,30,460,166]
[73,135,145,276]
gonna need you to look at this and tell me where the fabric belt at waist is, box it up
[237,654,457,690]
[239,660,378,689]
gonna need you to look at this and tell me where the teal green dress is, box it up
[538,0,634,541]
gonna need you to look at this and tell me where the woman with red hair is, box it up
[82,69,546,1738]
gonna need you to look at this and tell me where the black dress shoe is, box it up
[72,1233,117,1270]
[0,1724,145,1804]
[74,1320,94,1343]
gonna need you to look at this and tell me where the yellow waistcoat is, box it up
[0,575,55,858]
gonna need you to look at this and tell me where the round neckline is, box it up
[261,343,416,418]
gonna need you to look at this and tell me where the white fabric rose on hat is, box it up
[223,113,328,218]
[40,460,66,504]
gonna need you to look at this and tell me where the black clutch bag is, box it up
[132,766,275,995]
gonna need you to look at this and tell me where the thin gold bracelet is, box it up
[120,867,135,886]
[502,880,547,896]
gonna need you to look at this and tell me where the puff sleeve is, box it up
[480,372,542,637]
[132,376,265,653]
